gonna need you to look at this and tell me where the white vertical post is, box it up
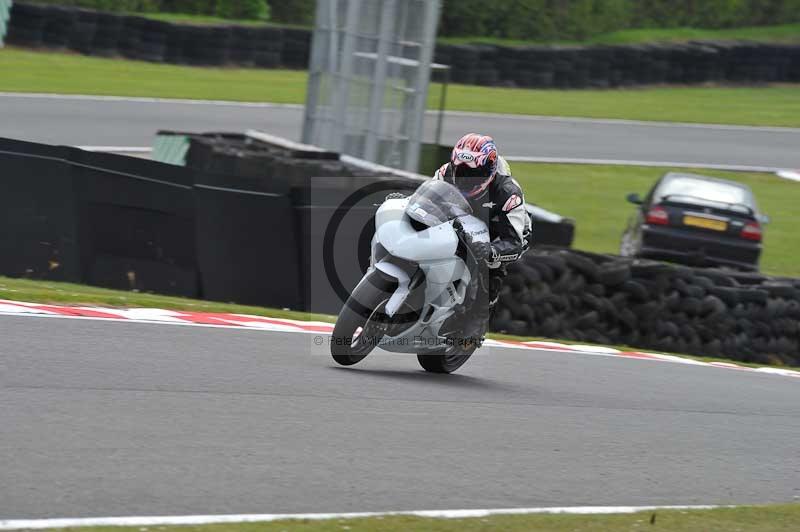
[363,0,396,163]
[330,0,362,154]
[406,0,440,172]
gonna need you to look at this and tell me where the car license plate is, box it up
[683,215,727,231]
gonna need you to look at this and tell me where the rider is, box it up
[433,133,531,340]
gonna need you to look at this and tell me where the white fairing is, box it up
[358,197,489,353]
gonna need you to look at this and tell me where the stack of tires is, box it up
[180,25,231,66]
[431,40,800,89]
[90,11,123,57]
[281,27,310,69]
[494,249,800,367]
[6,2,47,47]
[254,27,284,68]
[445,45,480,85]
[40,5,76,50]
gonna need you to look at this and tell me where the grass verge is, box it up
[2,48,800,126]
[135,12,267,26]
[440,22,800,46]
[511,163,800,278]
[137,12,309,30]
[26,504,800,531]
[0,276,333,323]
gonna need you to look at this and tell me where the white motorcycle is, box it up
[330,180,490,374]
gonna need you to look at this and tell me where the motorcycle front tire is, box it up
[330,270,396,366]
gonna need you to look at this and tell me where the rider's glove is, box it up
[470,241,498,264]
[385,192,406,201]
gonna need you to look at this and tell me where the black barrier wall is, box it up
[495,249,800,366]
[178,132,414,314]
[0,139,81,282]
[0,136,301,309]
[7,2,800,87]
[72,148,199,295]
[0,137,200,295]
[193,169,301,309]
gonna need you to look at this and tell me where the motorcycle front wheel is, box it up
[330,270,395,366]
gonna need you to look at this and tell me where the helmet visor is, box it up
[453,162,492,194]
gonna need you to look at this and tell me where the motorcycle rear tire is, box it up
[331,270,396,366]
[417,344,476,374]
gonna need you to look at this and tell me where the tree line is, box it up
[29,0,800,40]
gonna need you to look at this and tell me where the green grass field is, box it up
[137,16,800,46]
[2,48,799,126]
[512,163,799,278]
[441,22,800,46]
[137,12,268,26]
[25,504,800,531]
[137,12,308,30]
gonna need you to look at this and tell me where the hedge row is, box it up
[439,0,800,41]
[494,249,800,366]
[9,3,800,87]
[25,0,800,37]
[7,2,309,67]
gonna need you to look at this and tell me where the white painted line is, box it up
[77,146,153,153]
[70,146,797,175]
[776,169,800,182]
[3,92,799,133]
[0,505,725,529]
[440,109,800,133]
[504,155,789,174]
[0,92,305,109]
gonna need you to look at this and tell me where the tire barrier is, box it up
[494,248,800,366]
[6,2,800,86]
[5,2,304,69]
[433,41,800,88]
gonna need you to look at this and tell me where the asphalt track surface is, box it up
[2,314,799,519]
[2,93,800,169]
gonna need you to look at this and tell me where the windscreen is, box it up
[405,180,472,227]
[655,176,756,211]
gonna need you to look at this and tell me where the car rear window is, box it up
[655,176,755,210]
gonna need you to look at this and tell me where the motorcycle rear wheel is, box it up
[417,343,476,374]
[331,270,395,366]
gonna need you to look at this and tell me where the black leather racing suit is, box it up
[434,156,531,336]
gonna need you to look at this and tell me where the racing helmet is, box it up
[447,133,498,199]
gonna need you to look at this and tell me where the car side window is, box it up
[644,178,664,207]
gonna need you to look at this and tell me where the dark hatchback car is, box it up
[621,172,768,271]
